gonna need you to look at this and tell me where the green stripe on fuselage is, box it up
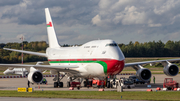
[49,61,107,74]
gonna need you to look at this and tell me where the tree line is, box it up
[119,40,180,57]
[0,40,180,63]
[0,41,48,63]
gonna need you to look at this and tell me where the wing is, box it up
[125,58,180,67]
[3,48,47,57]
[0,64,79,74]
[124,58,180,82]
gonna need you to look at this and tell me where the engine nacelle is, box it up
[28,70,43,84]
[163,63,179,76]
[136,68,151,81]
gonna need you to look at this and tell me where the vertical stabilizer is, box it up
[45,8,60,48]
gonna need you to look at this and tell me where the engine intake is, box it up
[28,70,43,83]
[136,68,151,81]
[163,63,179,76]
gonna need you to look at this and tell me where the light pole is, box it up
[20,36,24,64]
[20,36,25,76]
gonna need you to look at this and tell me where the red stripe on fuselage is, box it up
[48,58,125,75]
[48,58,112,61]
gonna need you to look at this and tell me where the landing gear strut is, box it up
[83,78,92,88]
[27,80,30,87]
[67,77,73,87]
[54,72,64,88]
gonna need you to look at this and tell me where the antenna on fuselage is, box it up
[45,8,60,48]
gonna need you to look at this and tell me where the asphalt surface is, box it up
[0,74,180,91]
[0,74,180,101]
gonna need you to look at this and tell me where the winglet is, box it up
[45,8,60,48]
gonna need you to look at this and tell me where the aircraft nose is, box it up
[108,47,125,61]
[3,69,8,75]
[3,69,14,75]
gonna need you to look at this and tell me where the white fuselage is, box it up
[46,39,125,78]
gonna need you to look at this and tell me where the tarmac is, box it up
[0,74,179,101]
[0,74,180,91]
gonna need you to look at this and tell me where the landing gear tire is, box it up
[58,82,63,87]
[84,81,87,87]
[167,87,172,90]
[127,85,131,89]
[54,82,58,88]
[77,86,80,90]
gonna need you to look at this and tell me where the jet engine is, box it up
[136,68,151,81]
[163,63,179,76]
[28,70,43,84]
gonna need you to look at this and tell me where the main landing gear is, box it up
[54,72,64,88]
[83,78,92,88]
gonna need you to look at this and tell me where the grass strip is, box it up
[0,90,180,100]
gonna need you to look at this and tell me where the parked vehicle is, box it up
[163,78,179,90]
[70,82,81,90]
[109,79,119,88]
[92,80,105,88]
[108,77,135,89]
[129,75,149,84]
[120,78,135,89]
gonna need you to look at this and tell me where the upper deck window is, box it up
[84,46,90,48]
[91,46,96,48]
[105,43,117,47]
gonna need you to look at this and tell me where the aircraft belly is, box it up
[49,63,105,77]
[83,63,105,77]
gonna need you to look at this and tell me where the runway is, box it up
[0,74,180,91]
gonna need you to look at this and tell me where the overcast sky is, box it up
[0,0,180,45]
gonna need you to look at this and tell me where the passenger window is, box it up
[91,46,96,48]
[84,46,90,48]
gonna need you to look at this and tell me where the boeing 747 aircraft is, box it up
[0,8,179,88]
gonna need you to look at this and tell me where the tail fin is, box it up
[45,8,60,48]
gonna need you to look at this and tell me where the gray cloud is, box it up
[1,0,180,44]
[1,0,99,26]
[0,0,22,6]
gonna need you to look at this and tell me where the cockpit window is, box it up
[105,43,117,47]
